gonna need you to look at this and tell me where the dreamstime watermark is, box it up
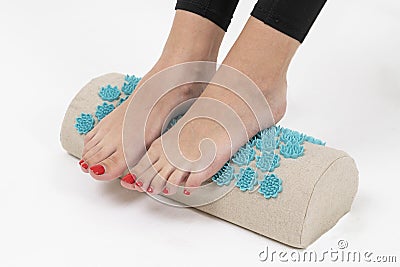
[258,240,397,263]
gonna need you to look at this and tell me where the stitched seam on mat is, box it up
[299,155,350,246]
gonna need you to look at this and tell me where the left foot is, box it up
[78,10,224,182]
[129,17,300,195]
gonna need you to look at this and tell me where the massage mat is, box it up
[60,73,359,248]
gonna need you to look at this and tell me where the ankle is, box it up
[265,78,287,124]
[220,17,298,123]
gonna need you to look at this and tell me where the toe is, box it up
[120,173,136,191]
[184,168,214,193]
[85,145,115,167]
[79,160,89,173]
[81,142,103,164]
[124,139,163,192]
[83,128,98,145]
[78,158,90,173]
[135,160,161,193]
[89,150,126,181]
[184,172,204,188]
[82,135,101,155]
[164,169,188,195]
[148,164,175,195]
[128,146,160,181]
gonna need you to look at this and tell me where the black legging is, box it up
[175,0,326,43]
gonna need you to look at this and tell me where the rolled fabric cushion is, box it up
[60,73,359,248]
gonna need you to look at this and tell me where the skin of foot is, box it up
[79,10,225,183]
[128,17,300,195]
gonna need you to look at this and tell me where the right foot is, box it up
[79,10,225,183]
[128,17,299,195]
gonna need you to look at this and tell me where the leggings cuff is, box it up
[251,1,326,43]
[175,1,232,31]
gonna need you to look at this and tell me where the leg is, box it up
[133,0,326,194]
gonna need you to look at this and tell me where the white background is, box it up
[1,0,399,266]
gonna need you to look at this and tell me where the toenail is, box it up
[136,180,143,187]
[183,189,191,196]
[122,173,136,184]
[81,163,88,169]
[79,159,84,165]
[147,187,153,193]
[90,165,105,175]
[162,187,169,194]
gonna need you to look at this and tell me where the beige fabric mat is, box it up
[60,73,359,248]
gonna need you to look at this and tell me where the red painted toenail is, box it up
[81,163,88,169]
[136,180,143,187]
[90,165,105,175]
[162,187,169,194]
[79,159,84,165]
[183,189,190,196]
[122,173,136,184]
[147,187,153,193]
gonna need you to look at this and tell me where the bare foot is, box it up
[129,17,300,195]
[79,10,224,182]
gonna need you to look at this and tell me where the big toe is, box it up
[184,169,214,194]
[89,150,126,181]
